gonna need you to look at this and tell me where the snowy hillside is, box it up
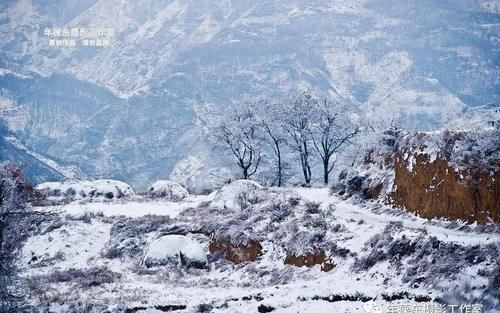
[1,2,498,312]
[0,129,76,184]
[20,185,500,312]
[0,0,499,187]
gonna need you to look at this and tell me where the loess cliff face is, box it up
[209,237,263,264]
[338,129,499,224]
[391,130,500,224]
[392,153,499,224]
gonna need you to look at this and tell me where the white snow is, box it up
[146,180,189,201]
[294,187,498,247]
[169,155,233,194]
[36,179,135,201]
[0,67,30,79]
[22,219,111,275]
[0,98,27,132]
[21,187,500,312]
[41,194,212,218]
[190,15,220,44]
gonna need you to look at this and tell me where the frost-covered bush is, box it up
[35,180,135,203]
[143,235,207,269]
[104,215,177,260]
[103,215,197,262]
[146,180,189,201]
[335,128,500,204]
[45,266,122,287]
[353,222,416,271]
[332,127,398,197]
[304,200,321,214]
[353,222,500,308]
[187,187,344,259]
[401,239,499,285]
[0,162,35,309]
[397,128,500,171]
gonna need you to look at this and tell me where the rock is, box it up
[211,179,263,210]
[143,235,207,268]
[146,180,189,201]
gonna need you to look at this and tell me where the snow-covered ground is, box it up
[53,194,212,218]
[21,186,500,313]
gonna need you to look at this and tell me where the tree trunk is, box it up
[0,220,3,251]
[276,144,282,187]
[305,164,311,185]
[323,159,329,185]
[301,156,312,185]
[303,141,311,185]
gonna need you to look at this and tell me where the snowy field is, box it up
[21,186,500,313]
[55,194,212,219]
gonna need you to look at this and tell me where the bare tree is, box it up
[0,162,33,311]
[280,93,317,186]
[310,97,359,185]
[0,162,56,312]
[209,102,263,180]
[253,100,288,186]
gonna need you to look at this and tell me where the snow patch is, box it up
[36,179,135,201]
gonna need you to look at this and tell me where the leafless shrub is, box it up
[45,266,122,287]
[1,162,59,310]
[304,201,321,214]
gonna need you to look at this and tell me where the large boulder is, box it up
[143,235,207,268]
[146,180,189,201]
[211,180,263,210]
[35,180,135,202]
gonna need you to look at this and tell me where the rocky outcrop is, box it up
[209,237,336,271]
[284,250,335,272]
[209,238,263,264]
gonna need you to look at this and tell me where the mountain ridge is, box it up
[0,0,498,188]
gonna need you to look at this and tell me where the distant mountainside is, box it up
[0,134,65,184]
[0,0,498,188]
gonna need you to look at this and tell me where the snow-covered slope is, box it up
[0,134,66,184]
[4,136,84,179]
[22,187,500,312]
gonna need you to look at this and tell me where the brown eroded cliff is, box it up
[392,153,499,223]
[337,129,499,224]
